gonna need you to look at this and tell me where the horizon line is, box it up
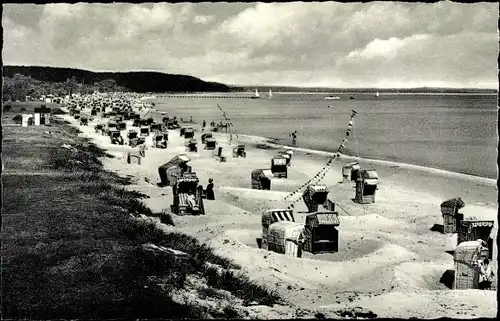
[4,64,497,91]
[231,85,498,90]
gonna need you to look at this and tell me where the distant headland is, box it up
[2,65,239,93]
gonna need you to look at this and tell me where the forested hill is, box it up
[2,65,236,93]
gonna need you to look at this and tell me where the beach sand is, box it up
[59,108,497,318]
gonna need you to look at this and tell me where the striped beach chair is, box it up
[260,209,295,250]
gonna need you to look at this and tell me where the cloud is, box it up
[346,35,431,60]
[2,2,498,88]
[336,32,498,88]
[193,15,214,25]
[123,3,174,32]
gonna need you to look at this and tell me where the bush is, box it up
[222,306,240,319]
[150,210,175,226]
[52,108,67,115]
[12,114,22,124]
[3,105,12,112]
[159,211,175,225]
[20,107,27,111]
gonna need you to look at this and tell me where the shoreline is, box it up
[236,133,497,186]
[150,95,497,181]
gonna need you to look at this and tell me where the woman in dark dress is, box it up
[205,178,215,200]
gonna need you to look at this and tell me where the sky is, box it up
[2,2,499,88]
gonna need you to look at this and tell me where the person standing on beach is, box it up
[203,120,206,128]
[290,131,297,145]
[478,258,494,290]
[206,178,215,200]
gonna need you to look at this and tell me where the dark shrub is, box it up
[12,114,22,124]
[52,108,67,115]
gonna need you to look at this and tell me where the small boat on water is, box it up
[375,91,380,98]
[252,89,260,99]
[268,89,273,99]
[324,96,340,100]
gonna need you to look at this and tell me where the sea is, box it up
[149,92,498,179]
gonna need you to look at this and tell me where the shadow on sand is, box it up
[429,223,444,233]
[255,143,276,150]
[256,238,262,249]
[440,269,455,289]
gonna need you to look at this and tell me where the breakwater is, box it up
[160,95,259,99]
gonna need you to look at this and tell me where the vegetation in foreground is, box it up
[2,103,281,319]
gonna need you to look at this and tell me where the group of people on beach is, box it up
[200,120,228,131]
[185,178,215,209]
[179,116,195,123]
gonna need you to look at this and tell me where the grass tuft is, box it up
[150,209,175,226]
[204,266,281,306]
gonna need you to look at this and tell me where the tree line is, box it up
[2,74,129,102]
[3,65,236,95]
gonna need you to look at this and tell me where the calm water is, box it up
[152,93,498,179]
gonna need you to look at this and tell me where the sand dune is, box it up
[58,109,497,318]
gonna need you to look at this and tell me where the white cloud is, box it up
[2,2,498,88]
[347,35,430,60]
[193,15,214,25]
[219,3,303,47]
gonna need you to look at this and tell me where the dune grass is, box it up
[2,103,282,319]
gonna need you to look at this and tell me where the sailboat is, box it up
[268,89,273,99]
[375,91,380,98]
[252,88,260,99]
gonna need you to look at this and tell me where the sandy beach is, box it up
[58,108,497,318]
